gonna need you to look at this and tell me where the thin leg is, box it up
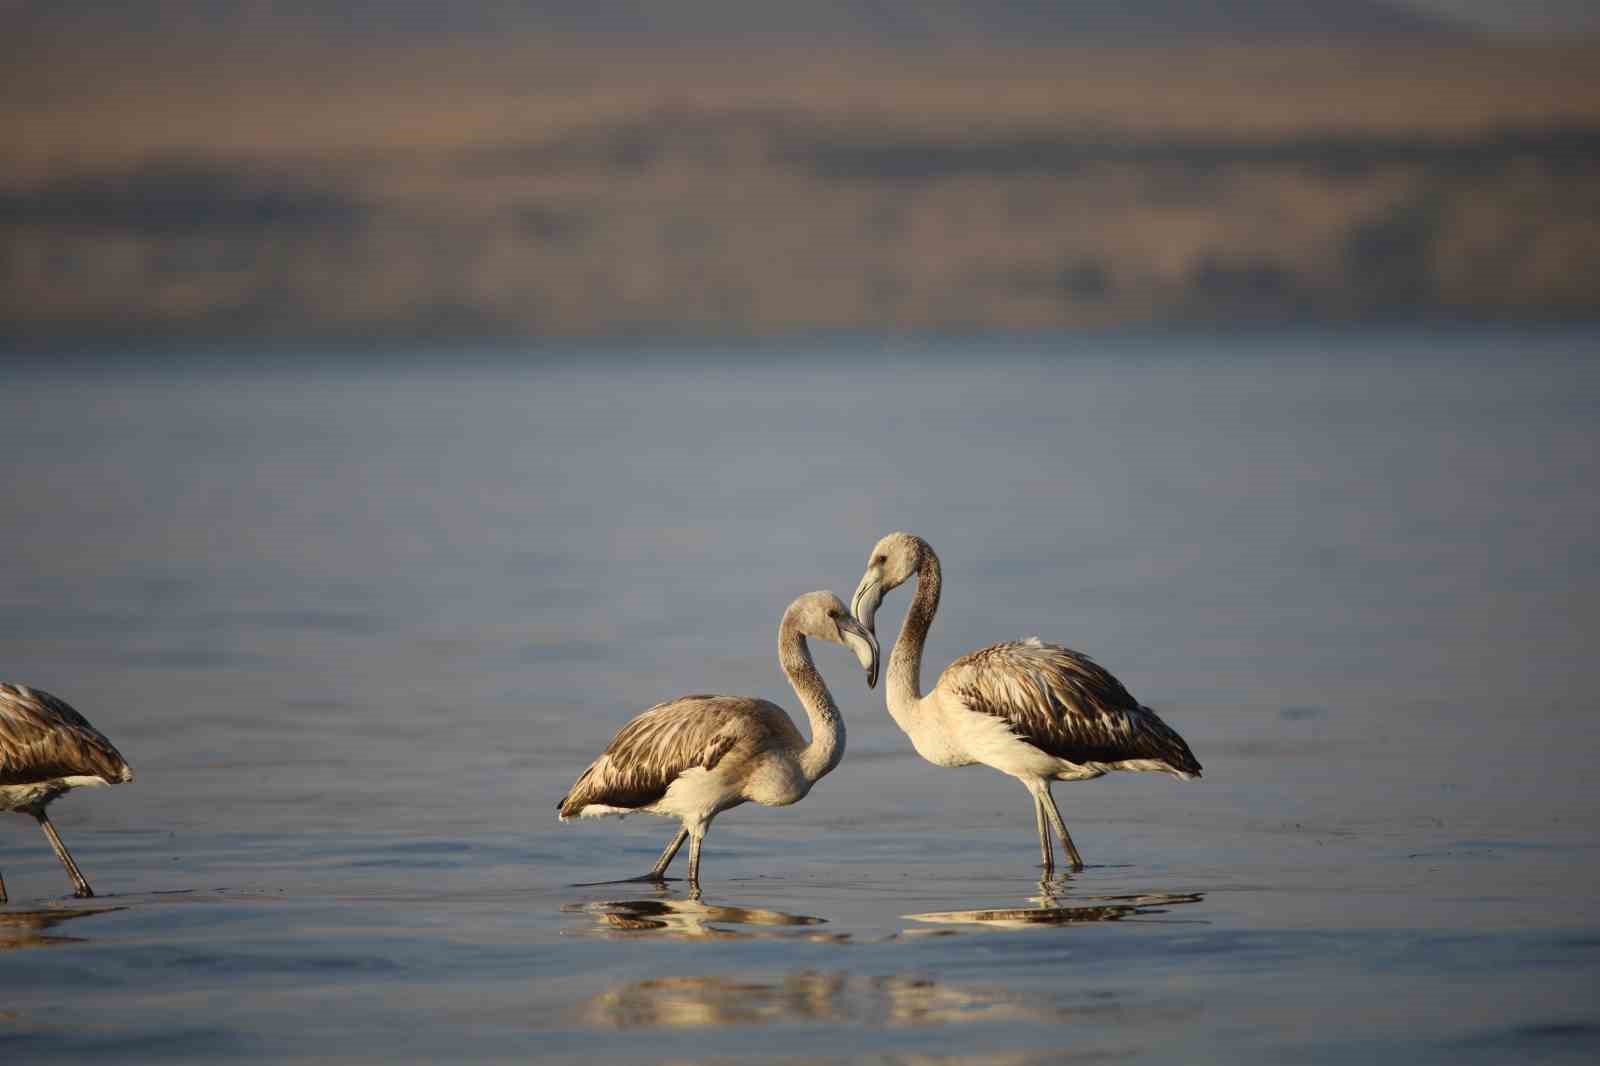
[36,812,94,898]
[570,827,690,886]
[649,827,690,879]
[1,867,8,903]
[1033,795,1055,873]
[1036,785,1085,871]
[686,831,704,890]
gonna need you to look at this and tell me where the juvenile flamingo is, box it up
[851,533,1199,872]
[2,683,134,901]
[559,591,877,889]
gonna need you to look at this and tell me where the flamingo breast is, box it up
[739,753,810,807]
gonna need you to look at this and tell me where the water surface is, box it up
[2,327,1597,1062]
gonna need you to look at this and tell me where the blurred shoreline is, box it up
[6,38,1598,340]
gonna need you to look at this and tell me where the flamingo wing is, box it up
[0,683,132,787]
[557,695,796,817]
[939,640,1201,776]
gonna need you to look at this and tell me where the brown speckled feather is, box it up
[558,695,802,817]
[0,683,133,787]
[940,640,1201,775]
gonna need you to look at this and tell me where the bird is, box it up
[558,590,878,890]
[850,532,1200,873]
[1,682,134,902]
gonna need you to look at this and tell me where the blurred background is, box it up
[4,0,1598,342]
[2,0,1598,856]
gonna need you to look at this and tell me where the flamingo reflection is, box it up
[562,895,842,941]
[584,970,1104,1029]
[0,905,122,951]
[905,885,1204,929]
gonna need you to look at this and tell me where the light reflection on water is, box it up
[582,970,1107,1029]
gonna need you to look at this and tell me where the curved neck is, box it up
[778,618,845,783]
[887,549,941,718]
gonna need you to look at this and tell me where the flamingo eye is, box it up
[872,555,886,566]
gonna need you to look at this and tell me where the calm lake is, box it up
[2,327,1597,1063]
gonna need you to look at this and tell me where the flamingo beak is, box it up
[839,615,879,689]
[851,572,883,643]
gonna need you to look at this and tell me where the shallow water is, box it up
[2,328,1598,1062]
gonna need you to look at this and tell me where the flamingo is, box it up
[558,591,877,889]
[1,683,134,901]
[851,533,1199,872]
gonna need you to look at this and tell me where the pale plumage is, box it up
[852,533,1200,872]
[1,682,134,901]
[558,591,878,890]
[559,695,804,817]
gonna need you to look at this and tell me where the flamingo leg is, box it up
[1033,795,1055,872]
[1,867,8,903]
[686,831,705,891]
[648,827,689,879]
[36,812,94,898]
[1036,785,1085,871]
[571,828,689,886]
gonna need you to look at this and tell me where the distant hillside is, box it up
[6,31,1597,341]
[8,0,1464,47]
[5,101,1597,341]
